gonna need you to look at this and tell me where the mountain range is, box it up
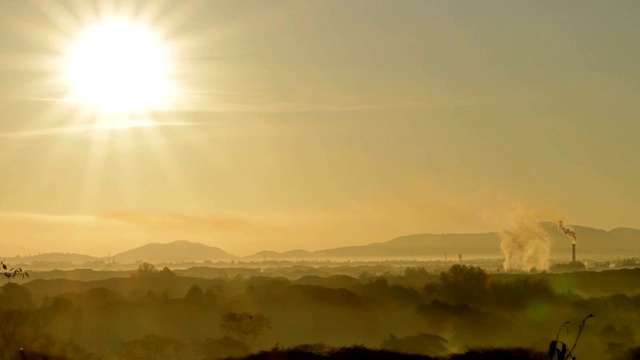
[5,223,640,264]
[245,223,640,261]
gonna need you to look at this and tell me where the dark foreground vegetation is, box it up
[226,346,548,360]
[2,263,640,360]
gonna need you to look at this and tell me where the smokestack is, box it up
[559,220,578,263]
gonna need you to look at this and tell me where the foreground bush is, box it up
[225,346,547,360]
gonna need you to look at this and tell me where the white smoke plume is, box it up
[558,220,577,244]
[500,213,551,272]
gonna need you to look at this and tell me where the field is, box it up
[1,263,640,360]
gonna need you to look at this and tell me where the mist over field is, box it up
[2,225,640,360]
[3,258,640,360]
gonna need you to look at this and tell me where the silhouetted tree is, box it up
[133,262,158,277]
[185,284,205,305]
[220,311,271,345]
[437,265,490,303]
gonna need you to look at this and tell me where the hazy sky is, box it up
[0,0,638,257]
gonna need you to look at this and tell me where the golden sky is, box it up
[0,1,638,257]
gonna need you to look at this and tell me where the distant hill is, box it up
[314,232,502,259]
[7,223,640,266]
[243,223,640,261]
[5,253,99,264]
[245,249,315,260]
[541,222,640,260]
[242,233,501,261]
[113,240,236,264]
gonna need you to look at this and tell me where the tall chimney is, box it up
[559,220,578,264]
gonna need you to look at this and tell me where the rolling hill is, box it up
[244,233,502,261]
[541,222,640,260]
[244,249,315,260]
[313,232,501,259]
[4,253,99,264]
[9,223,639,265]
[243,223,640,261]
[113,240,236,264]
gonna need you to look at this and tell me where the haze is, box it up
[0,0,639,257]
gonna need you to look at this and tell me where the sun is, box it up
[65,20,173,114]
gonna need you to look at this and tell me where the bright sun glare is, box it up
[65,21,172,114]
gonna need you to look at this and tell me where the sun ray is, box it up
[95,0,119,22]
[137,119,198,207]
[153,1,205,38]
[80,116,114,212]
[15,98,78,139]
[111,122,140,208]
[67,0,100,25]
[132,0,167,27]
[31,0,84,39]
